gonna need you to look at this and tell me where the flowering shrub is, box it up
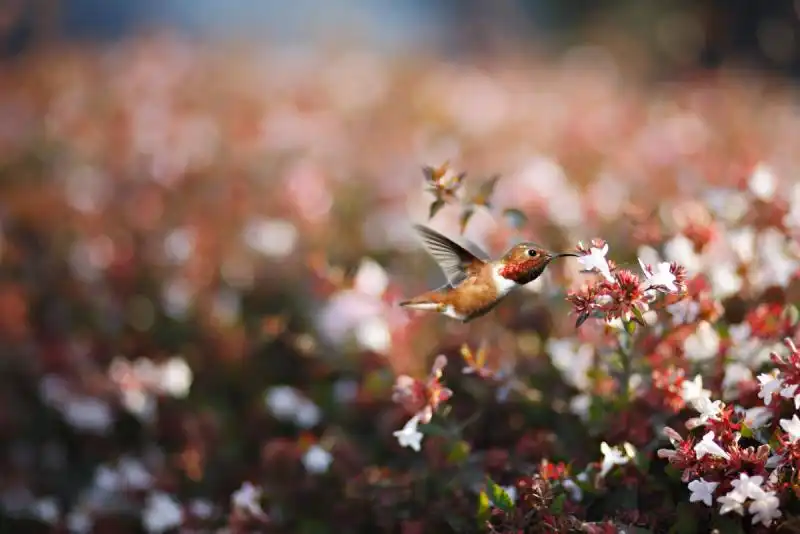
[3,33,800,534]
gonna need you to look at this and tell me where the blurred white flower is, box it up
[757,372,783,405]
[158,357,193,398]
[302,445,333,474]
[547,339,594,391]
[231,482,266,518]
[353,258,389,297]
[569,394,591,422]
[265,386,304,421]
[577,244,613,282]
[562,479,583,501]
[722,363,753,401]
[32,497,60,524]
[66,508,92,533]
[62,396,114,435]
[680,375,711,405]
[779,383,800,410]
[666,299,700,325]
[694,431,729,460]
[393,414,424,452]
[708,263,742,299]
[295,399,322,429]
[189,499,215,519]
[742,406,772,430]
[779,414,800,443]
[748,163,777,201]
[142,492,183,533]
[728,227,755,263]
[163,227,195,264]
[687,478,718,507]
[354,316,392,354]
[683,321,720,362]
[599,442,635,477]
[117,457,153,491]
[243,218,297,258]
[333,379,359,404]
[664,234,701,273]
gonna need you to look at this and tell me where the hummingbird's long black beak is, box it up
[551,252,579,259]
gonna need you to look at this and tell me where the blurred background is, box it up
[1,1,800,533]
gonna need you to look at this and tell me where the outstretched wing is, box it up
[412,224,488,286]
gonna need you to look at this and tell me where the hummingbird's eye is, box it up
[527,249,538,257]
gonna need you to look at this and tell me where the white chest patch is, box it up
[491,264,519,298]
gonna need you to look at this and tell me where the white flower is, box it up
[547,339,594,391]
[681,375,711,405]
[577,244,613,282]
[142,492,183,533]
[664,234,702,273]
[118,456,154,491]
[731,473,765,499]
[780,383,800,410]
[302,445,333,474]
[639,259,678,292]
[562,479,583,501]
[780,414,800,443]
[265,386,304,420]
[66,508,92,533]
[718,490,746,515]
[393,414,424,452]
[748,163,777,201]
[158,357,193,398]
[757,372,783,405]
[683,322,720,362]
[749,490,782,527]
[295,399,322,429]
[32,497,60,525]
[694,431,730,460]
[231,482,266,518]
[353,258,389,297]
[687,478,718,507]
[742,406,772,430]
[667,299,700,325]
[722,362,753,397]
[599,442,635,477]
[687,397,724,429]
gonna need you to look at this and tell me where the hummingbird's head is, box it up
[498,243,578,284]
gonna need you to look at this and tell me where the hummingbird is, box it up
[399,224,578,323]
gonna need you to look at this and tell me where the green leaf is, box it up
[459,207,475,234]
[624,319,637,336]
[740,423,753,439]
[631,306,647,326]
[429,198,446,219]
[502,208,528,229]
[485,476,514,513]
[473,174,501,207]
[551,493,566,514]
[447,440,471,465]
[669,503,698,534]
[783,304,799,327]
[477,490,491,524]
[710,515,745,534]
[419,422,451,437]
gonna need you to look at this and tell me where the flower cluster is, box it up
[568,240,687,327]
